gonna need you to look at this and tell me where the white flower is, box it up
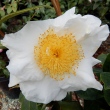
[1,7,109,104]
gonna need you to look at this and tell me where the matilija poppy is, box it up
[1,7,109,104]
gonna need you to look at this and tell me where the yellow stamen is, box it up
[34,28,84,80]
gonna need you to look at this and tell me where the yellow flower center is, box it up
[34,28,84,80]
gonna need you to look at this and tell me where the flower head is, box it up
[34,28,84,80]
[1,7,109,104]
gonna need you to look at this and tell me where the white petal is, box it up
[1,20,54,82]
[9,74,20,87]
[61,74,102,91]
[53,7,81,27]
[7,55,44,81]
[54,90,67,101]
[92,57,101,65]
[64,16,87,41]
[20,76,60,104]
[77,57,100,74]
[98,25,110,41]
[59,58,102,91]
[1,19,53,53]
[63,14,107,42]
[83,15,101,32]
[79,25,109,57]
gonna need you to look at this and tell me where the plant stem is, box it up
[50,0,62,16]
[0,30,5,37]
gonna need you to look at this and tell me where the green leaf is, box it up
[11,1,18,12]
[68,1,77,8]
[19,93,38,110]
[103,54,110,72]
[100,7,108,17]
[3,68,10,78]
[63,92,72,101]
[1,23,8,31]
[0,42,6,49]
[100,72,110,90]
[40,7,45,14]
[51,102,60,110]
[93,3,100,10]
[39,1,45,14]
[78,0,83,4]
[0,60,6,67]
[98,53,108,65]
[0,10,5,17]
[84,100,100,110]
[0,5,52,25]
[59,101,83,110]
[93,67,103,79]
[107,0,110,4]
[7,6,12,14]
[12,7,17,12]
[76,88,103,100]
[104,89,110,106]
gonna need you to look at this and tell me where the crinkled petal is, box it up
[82,15,101,33]
[64,16,87,41]
[7,51,44,82]
[54,90,67,101]
[62,14,102,41]
[59,58,102,91]
[1,19,53,52]
[79,25,109,57]
[53,7,81,27]
[97,25,110,41]
[20,76,61,104]
[1,20,54,82]
[9,74,20,87]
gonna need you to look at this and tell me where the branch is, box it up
[50,0,62,16]
[0,30,5,37]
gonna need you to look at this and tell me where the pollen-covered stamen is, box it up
[34,28,84,80]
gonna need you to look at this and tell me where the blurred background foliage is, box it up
[0,0,110,34]
[0,0,110,110]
